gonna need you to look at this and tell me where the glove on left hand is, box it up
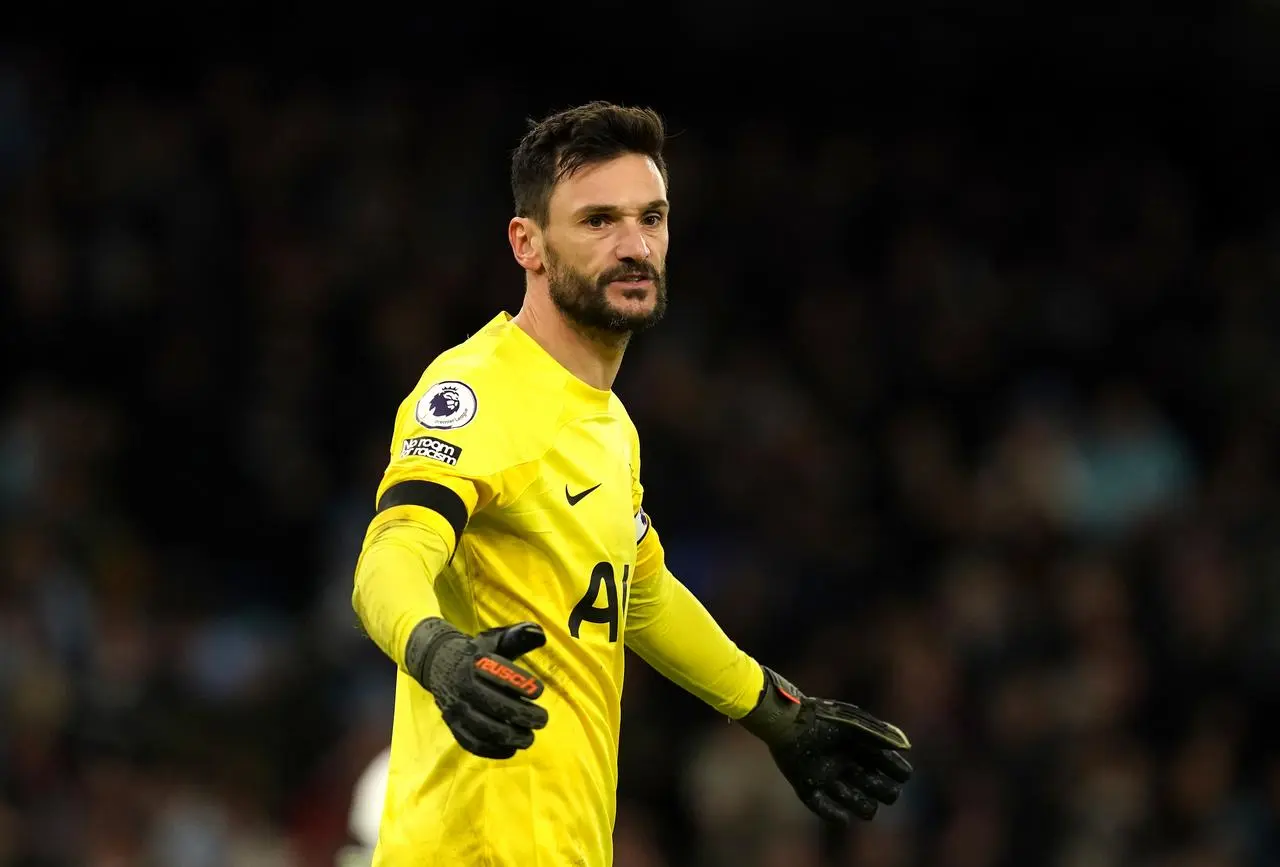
[739,667,913,823]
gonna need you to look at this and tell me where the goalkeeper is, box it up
[352,101,913,866]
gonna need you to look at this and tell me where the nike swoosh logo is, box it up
[565,483,602,506]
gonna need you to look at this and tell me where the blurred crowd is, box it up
[3,52,1280,867]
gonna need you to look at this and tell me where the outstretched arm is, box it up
[623,519,764,718]
[622,518,913,822]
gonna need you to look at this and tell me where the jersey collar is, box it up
[493,312,614,410]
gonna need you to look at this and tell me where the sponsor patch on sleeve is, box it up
[401,436,464,466]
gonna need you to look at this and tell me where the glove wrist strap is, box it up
[739,666,805,743]
[404,617,465,689]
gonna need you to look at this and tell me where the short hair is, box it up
[511,101,668,226]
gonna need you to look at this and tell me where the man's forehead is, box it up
[551,154,666,213]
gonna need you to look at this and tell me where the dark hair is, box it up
[511,101,668,225]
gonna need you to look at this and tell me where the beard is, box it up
[545,247,668,336]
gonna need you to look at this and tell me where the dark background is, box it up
[3,6,1280,866]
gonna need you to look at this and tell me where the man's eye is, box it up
[642,213,665,226]
[586,215,610,228]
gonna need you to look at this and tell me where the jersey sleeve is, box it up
[353,362,545,673]
[628,419,658,578]
[375,368,541,555]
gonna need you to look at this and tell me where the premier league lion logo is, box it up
[429,386,461,418]
[415,380,477,430]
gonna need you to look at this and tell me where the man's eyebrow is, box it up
[573,199,670,216]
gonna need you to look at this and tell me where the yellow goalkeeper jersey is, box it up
[356,312,761,866]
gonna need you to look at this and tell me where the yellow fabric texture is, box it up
[353,313,763,866]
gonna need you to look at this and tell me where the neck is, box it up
[512,289,628,392]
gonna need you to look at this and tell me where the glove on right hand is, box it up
[406,618,550,759]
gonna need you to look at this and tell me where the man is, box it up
[352,101,913,866]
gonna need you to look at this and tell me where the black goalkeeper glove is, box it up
[404,618,550,759]
[739,666,913,823]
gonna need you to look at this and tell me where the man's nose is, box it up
[615,223,651,262]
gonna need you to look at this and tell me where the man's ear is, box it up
[508,217,544,274]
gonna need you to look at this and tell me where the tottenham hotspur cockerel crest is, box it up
[415,380,478,430]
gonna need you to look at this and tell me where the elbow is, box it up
[349,520,395,635]
[351,582,366,633]
[351,551,374,635]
